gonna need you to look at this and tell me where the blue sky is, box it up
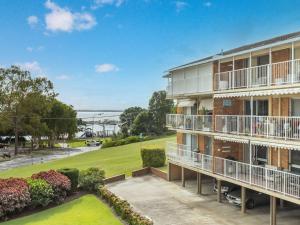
[1,0,300,109]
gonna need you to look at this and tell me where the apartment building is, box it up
[165,31,300,225]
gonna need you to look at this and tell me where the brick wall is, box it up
[177,132,183,144]
[198,134,205,153]
[213,140,244,161]
[213,98,244,115]
[270,147,289,169]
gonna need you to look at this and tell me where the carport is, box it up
[168,162,300,225]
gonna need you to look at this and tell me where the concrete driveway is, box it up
[107,175,300,225]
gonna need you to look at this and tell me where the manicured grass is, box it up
[2,195,122,225]
[0,136,175,178]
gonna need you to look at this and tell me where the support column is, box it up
[217,179,222,203]
[197,172,202,194]
[181,167,185,187]
[270,196,277,225]
[168,163,171,181]
[241,186,246,214]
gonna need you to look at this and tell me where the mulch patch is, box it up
[1,191,89,222]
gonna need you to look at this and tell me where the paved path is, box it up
[0,146,99,171]
[108,175,300,225]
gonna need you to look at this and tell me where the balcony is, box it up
[214,59,300,91]
[215,115,300,141]
[166,114,213,132]
[167,142,300,199]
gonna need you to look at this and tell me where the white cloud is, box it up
[203,1,212,7]
[26,46,44,52]
[45,0,96,32]
[17,61,43,74]
[95,64,119,73]
[56,74,70,80]
[175,1,188,12]
[27,15,38,27]
[92,0,125,9]
[26,47,33,52]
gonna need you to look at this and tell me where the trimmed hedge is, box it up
[141,148,165,167]
[32,170,71,204]
[79,167,105,192]
[102,136,154,148]
[0,178,31,219]
[27,178,54,208]
[99,186,153,225]
[57,168,79,192]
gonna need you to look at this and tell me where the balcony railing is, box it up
[215,115,300,141]
[166,114,213,132]
[167,142,300,199]
[214,59,300,91]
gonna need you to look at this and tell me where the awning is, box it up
[177,99,196,107]
[251,140,300,150]
[214,87,300,98]
[214,136,249,144]
[199,99,213,111]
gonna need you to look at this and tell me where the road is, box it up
[0,146,99,171]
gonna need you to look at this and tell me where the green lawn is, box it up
[2,195,122,225]
[0,136,175,178]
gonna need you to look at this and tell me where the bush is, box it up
[141,148,166,167]
[99,186,153,225]
[32,170,71,204]
[79,168,105,192]
[27,178,54,208]
[57,168,79,192]
[0,178,30,218]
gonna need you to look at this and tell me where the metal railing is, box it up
[214,59,300,91]
[166,114,213,132]
[167,142,300,199]
[215,115,300,141]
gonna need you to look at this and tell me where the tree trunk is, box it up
[14,117,18,155]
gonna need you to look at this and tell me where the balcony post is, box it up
[232,56,235,89]
[197,172,202,195]
[217,179,222,203]
[181,167,185,187]
[249,142,252,184]
[268,48,272,86]
[249,52,252,88]
[241,186,246,214]
[292,42,295,83]
[270,196,277,225]
[250,96,253,136]
[285,117,287,140]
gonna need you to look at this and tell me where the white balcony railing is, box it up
[166,114,213,132]
[167,142,300,199]
[214,59,300,91]
[215,115,300,141]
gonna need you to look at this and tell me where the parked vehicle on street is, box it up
[213,179,239,195]
[86,140,101,146]
[226,189,269,209]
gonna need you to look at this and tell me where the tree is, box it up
[0,66,56,154]
[131,111,153,135]
[46,99,77,146]
[148,90,174,134]
[119,107,145,136]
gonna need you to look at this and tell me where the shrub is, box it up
[141,148,166,167]
[99,186,153,225]
[57,168,79,192]
[0,178,30,218]
[79,167,105,192]
[27,178,54,208]
[32,170,71,204]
